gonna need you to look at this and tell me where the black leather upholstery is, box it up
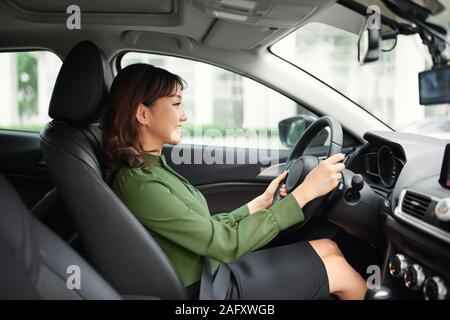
[49,41,112,125]
[40,40,187,299]
[0,175,120,300]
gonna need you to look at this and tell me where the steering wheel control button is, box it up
[424,276,447,300]
[435,198,450,222]
[389,254,408,278]
[404,264,425,291]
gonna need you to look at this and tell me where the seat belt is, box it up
[199,257,230,300]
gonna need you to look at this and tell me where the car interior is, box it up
[0,0,449,300]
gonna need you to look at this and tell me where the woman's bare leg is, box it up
[309,239,344,258]
[309,238,367,300]
[321,254,367,300]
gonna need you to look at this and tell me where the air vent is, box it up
[401,191,431,219]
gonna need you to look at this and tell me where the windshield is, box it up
[271,14,450,139]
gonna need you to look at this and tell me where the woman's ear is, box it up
[136,103,151,126]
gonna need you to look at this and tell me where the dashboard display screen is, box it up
[419,65,450,105]
[439,144,450,189]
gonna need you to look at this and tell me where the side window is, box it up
[0,51,62,132]
[120,52,317,150]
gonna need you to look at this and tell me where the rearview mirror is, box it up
[358,9,381,65]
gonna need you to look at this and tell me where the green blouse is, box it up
[112,152,305,287]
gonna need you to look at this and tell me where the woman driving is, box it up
[102,63,368,300]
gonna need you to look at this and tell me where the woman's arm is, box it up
[114,153,345,263]
[246,170,287,214]
[118,179,305,264]
[248,153,346,214]
[209,171,289,225]
[246,170,311,214]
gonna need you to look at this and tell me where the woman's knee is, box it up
[324,239,343,257]
[309,239,344,258]
[321,254,366,298]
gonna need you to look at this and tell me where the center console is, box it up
[381,144,450,300]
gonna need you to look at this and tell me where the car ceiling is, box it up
[0,0,338,55]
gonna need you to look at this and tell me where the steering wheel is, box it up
[272,116,344,221]
[269,116,387,249]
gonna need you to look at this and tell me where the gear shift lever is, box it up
[364,286,392,300]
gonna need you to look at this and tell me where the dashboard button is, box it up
[424,276,447,300]
[389,254,408,278]
[435,198,450,222]
[404,264,425,290]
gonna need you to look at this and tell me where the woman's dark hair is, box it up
[102,63,186,182]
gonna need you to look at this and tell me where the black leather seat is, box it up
[40,41,186,299]
[0,175,120,300]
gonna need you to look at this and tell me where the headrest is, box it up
[49,41,112,125]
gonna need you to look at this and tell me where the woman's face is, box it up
[136,85,187,147]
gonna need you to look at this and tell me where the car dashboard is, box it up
[347,131,450,300]
[350,134,406,196]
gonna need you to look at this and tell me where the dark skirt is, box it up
[187,241,330,300]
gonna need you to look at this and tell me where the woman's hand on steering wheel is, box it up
[253,153,345,213]
[291,153,346,208]
[262,170,288,205]
[248,170,289,214]
[279,184,287,198]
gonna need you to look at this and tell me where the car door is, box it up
[0,50,80,243]
[0,50,63,209]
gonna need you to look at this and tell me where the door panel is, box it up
[196,182,267,214]
[0,130,53,208]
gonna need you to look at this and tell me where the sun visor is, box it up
[190,0,336,27]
